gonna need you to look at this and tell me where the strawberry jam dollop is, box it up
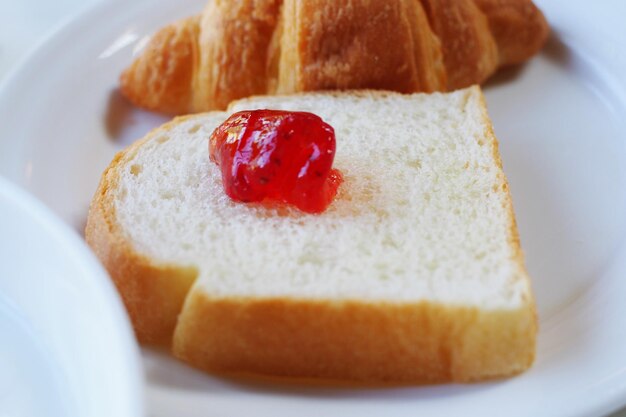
[209,110,343,213]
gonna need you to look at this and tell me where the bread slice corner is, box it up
[86,116,206,344]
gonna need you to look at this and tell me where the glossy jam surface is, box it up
[209,110,343,213]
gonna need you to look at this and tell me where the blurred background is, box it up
[0,0,101,80]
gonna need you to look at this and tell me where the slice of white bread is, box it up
[86,86,536,382]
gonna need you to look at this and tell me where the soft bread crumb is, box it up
[115,87,530,309]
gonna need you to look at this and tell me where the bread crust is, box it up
[421,0,499,90]
[88,87,537,381]
[476,87,539,356]
[473,0,549,66]
[279,0,446,94]
[120,16,200,114]
[173,293,535,382]
[193,0,283,111]
[119,0,548,114]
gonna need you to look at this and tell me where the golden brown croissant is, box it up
[120,0,548,114]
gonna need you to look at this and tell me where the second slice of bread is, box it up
[86,86,536,382]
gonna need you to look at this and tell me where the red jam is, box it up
[209,110,343,213]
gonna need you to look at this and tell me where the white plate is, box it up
[0,177,144,417]
[1,0,625,416]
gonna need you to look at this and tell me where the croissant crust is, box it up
[120,0,548,114]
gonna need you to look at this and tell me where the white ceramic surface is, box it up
[0,0,625,416]
[0,0,102,79]
[0,177,144,417]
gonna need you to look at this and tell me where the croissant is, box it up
[120,0,548,114]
